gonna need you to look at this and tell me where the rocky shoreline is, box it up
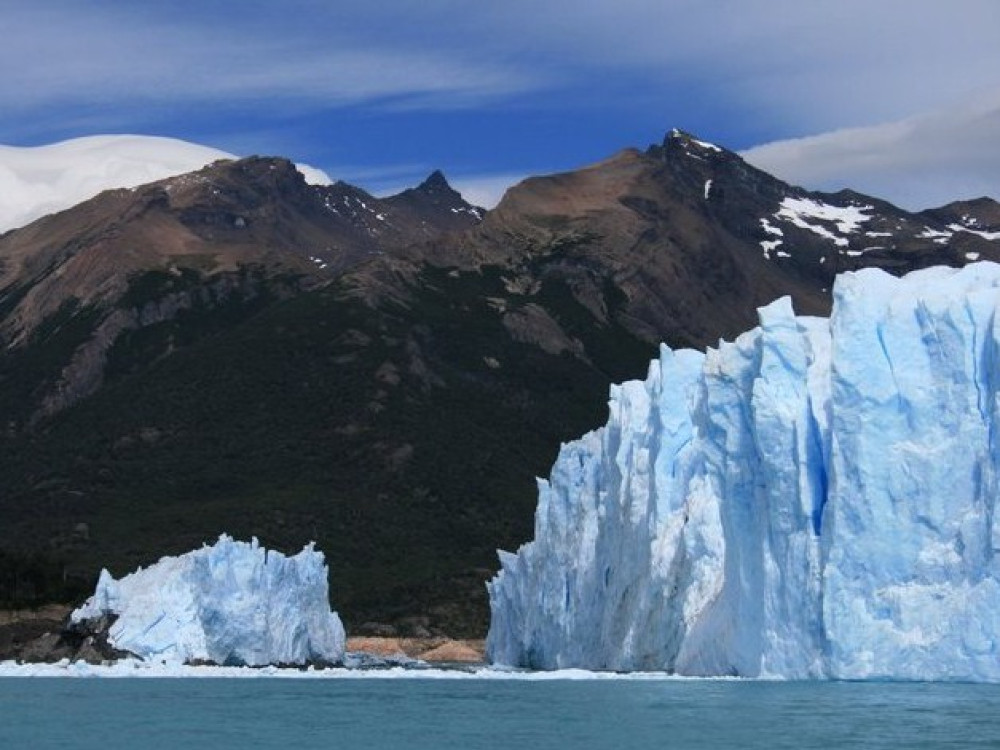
[0,606,485,667]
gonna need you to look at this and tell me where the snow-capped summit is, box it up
[0,134,332,232]
[488,262,1000,682]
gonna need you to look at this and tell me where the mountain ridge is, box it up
[1,129,998,636]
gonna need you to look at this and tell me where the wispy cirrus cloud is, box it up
[0,2,544,122]
[3,1,999,209]
[462,0,1000,134]
[19,1,996,136]
[742,92,1000,210]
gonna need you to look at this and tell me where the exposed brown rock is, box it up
[346,636,485,663]
[0,606,135,664]
[0,159,482,419]
[417,640,484,663]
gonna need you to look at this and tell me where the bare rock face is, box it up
[0,159,484,421]
[502,304,586,357]
[3,612,134,664]
[0,606,70,662]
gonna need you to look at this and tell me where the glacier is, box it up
[72,535,346,666]
[488,262,1000,681]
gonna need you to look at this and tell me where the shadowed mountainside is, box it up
[1,130,998,636]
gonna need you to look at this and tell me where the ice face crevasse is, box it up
[72,535,346,666]
[487,262,1000,681]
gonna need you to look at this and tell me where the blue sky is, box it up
[3,1,1000,208]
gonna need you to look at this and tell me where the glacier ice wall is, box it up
[72,535,346,666]
[487,263,1000,681]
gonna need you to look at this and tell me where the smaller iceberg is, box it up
[72,535,346,666]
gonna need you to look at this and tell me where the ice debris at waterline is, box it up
[72,535,346,666]
[488,262,1000,682]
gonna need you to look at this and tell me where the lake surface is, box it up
[2,673,999,749]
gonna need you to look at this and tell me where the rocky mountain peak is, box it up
[921,196,1000,233]
[658,128,726,159]
[416,169,454,193]
[640,127,789,208]
[381,169,484,229]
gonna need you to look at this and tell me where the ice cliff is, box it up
[488,263,1000,681]
[72,535,346,666]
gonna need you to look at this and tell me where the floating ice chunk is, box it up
[72,535,346,666]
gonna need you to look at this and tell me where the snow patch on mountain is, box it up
[919,227,954,244]
[774,196,873,247]
[759,218,784,258]
[488,262,1000,682]
[0,135,332,232]
[669,129,723,159]
[948,223,1000,241]
[72,535,346,666]
[691,138,722,153]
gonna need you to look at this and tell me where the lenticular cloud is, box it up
[0,135,333,232]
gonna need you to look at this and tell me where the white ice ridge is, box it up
[72,535,346,666]
[0,135,332,232]
[488,262,1000,682]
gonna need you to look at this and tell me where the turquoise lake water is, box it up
[2,676,999,749]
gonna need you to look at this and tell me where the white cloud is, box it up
[0,3,543,116]
[451,173,529,209]
[0,135,233,231]
[293,163,333,186]
[326,163,434,188]
[464,1,1000,130]
[13,1,997,134]
[4,0,999,214]
[0,134,338,231]
[741,92,1000,209]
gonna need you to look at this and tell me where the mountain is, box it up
[0,156,482,418]
[1,130,998,637]
[488,263,1000,682]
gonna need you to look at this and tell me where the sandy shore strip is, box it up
[347,636,485,663]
